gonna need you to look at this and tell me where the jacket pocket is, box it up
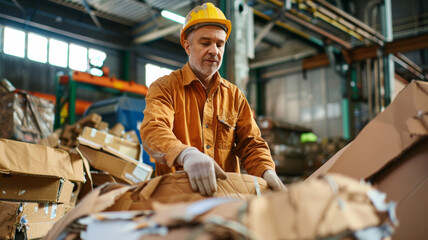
[216,115,236,150]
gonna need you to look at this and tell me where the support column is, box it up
[381,0,394,105]
[123,50,131,81]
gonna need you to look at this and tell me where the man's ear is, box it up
[183,39,191,56]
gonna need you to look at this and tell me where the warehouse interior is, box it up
[0,0,427,239]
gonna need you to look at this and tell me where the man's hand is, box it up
[263,170,287,192]
[177,147,228,196]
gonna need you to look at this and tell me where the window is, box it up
[4,27,25,58]
[145,63,173,87]
[88,48,106,76]
[0,27,2,51]
[69,44,87,71]
[1,25,108,72]
[49,39,68,67]
[27,33,48,63]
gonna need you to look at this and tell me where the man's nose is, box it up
[207,43,219,55]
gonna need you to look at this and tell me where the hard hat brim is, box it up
[180,18,232,47]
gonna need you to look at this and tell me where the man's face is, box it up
[184,26,226,81]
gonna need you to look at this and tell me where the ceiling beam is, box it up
[302,53,329,70]
[254,20,275,47]
[350,33,428,61]
[283,11,352,49]
[133,24,182,44]
[251,48,317,69]
[301,33,428,70]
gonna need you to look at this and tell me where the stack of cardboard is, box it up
[45,173,397,240]
[308,80,428,239]
[76,126,152,185]
[40,111,150,194]
[0,138,87,239]
[0,91,54,144]
[52,114,140,150]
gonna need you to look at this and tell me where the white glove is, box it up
[263,169,287,192]
[176,147,228,196]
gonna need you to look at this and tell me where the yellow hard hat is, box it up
[180,2,232,46]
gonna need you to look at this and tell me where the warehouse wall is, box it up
[262,65,343,139]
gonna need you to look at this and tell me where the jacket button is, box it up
[206,145,210,149]
[205,124,209,128]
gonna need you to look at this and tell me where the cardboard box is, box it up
[76,145,152,185]
[80,126,140,160]
[0,138,85,203]
[0,200,70,239]
[308,80,428,239]
[0,174,74,203]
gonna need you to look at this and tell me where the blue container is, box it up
[84,96,154,168]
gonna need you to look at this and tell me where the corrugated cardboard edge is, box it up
[44,183,132,240]
[308,81,428,181]
[74,147,94,200]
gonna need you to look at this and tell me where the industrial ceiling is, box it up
[3,0,427,81]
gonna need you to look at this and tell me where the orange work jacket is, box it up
[140,63,275,177]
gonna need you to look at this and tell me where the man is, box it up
[140,2,286,196]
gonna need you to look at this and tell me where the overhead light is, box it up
[161,10,185,24]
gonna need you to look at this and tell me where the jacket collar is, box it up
[183,63,230,89]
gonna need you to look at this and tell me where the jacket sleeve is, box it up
[233,92,275,177]
[139,79,188,167]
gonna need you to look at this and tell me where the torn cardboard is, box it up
[0,138,85,203]
[45,184,134,240]
[0,200,70,240]
[45,174,397,240]
[309,80,428,239]
[108,172,271,211]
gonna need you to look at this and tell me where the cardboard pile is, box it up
[0,138,86,239]
[41,111,151,193]
[77,126,152,185]
[108,172,271,211]
[308,80,428,239]
[45,173,397,240]
[45,113,140,150]
[0,91,54,143]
